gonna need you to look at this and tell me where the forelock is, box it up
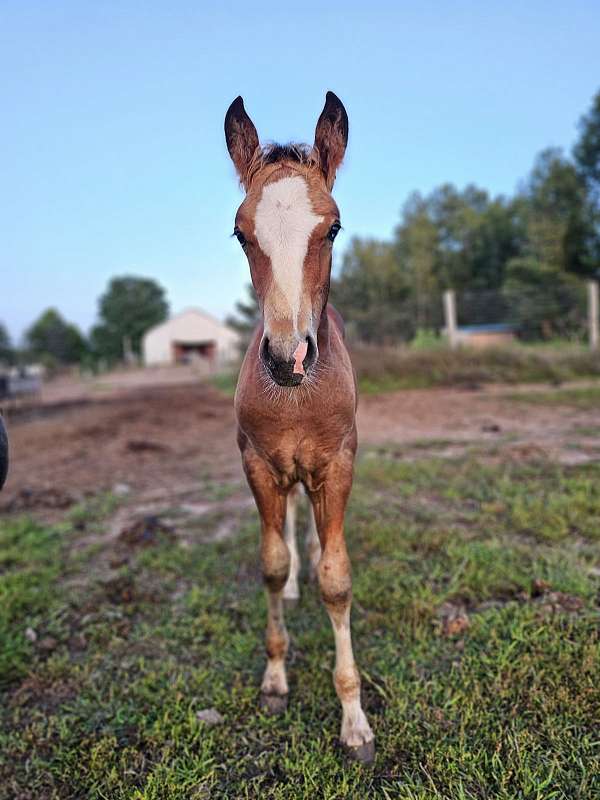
[246,143,321,188]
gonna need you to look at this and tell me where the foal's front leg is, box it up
[310,450,375,763]
[243,450,291,714]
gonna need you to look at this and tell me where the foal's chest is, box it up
[238,401,355,490]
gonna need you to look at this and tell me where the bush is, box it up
[350,342,600,392]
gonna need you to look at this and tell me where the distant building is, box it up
[450,323,516,349]
[142,308,239,368]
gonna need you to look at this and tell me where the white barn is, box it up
[142,308,239,368]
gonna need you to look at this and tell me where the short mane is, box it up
[246,142,321,187]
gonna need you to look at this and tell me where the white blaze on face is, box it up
[254,175,323,328]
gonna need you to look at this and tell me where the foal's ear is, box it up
[314,91,349,190]
[225,96,260,190]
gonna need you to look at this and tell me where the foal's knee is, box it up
[261,532,290,592]
[334,663,361,701]
[318,547,352,614]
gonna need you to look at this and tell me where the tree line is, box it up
[0,276,169,370]
[331,89,600,343]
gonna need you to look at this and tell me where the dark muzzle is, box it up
[260,336,317,387]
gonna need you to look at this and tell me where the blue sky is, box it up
[1,1,599,340]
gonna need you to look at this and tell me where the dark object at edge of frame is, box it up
[0,413,8,490]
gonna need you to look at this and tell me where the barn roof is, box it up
[144,308,235,338]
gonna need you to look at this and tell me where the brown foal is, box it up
[224,92,374,762]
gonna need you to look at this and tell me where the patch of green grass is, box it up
[210,371,238,397]
[571,424,600,437]
[352,343,600,393]
[504,385,600,410]
[360,454,600,544]
[196,469,242,502]
[1,453,599,798]
[404,438,461,450]
[68,491,120,529]
[0,518,68,685]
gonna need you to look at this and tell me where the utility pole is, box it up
[443,289,458,349]
[589,280,599,351]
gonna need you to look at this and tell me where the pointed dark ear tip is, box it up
[226,95,244,117]
[325,91,348,115]
[322,91,348,125]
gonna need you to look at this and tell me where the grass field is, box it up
[502,385,600,410]
[1,446,599,799]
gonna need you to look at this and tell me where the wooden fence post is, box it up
[589,280,599,351]
[443,289,458,349]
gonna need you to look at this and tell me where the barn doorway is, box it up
[172,340,217,365]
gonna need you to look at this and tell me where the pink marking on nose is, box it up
[292,340,308,375]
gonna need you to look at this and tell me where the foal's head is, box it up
[225,92,348,387]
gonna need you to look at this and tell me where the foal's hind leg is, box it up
[242,449,291,714]
[310,449,374,762]
[305,501,321,582]
[284,485,321,593]
[282,484,301,606]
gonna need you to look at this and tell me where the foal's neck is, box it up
[316,302,331,356]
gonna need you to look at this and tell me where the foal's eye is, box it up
[233,228,247,249]
[327,222,341,242]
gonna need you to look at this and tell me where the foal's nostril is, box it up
[305,336,317,368]
[260,337,270,364]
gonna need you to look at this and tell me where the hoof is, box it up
[259,692,288,715]
[343,738,375,764]
[283,597,299,610]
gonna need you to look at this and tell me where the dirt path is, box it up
[358,383,600,463]
[2,377,600,516]
[1,383,241,511]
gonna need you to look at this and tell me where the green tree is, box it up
[573,88,600,270]
[504,149,592,338]
[574,88,600,201]
[394,193,439,330]
[25,309,87,365]
[464,197,524,290]
[396,184,522,293]
[226,284,260,354]
[527,148,594,275]
[331,237,415,342]
[0,323,13,365]
[503,256,585,340]
[91,276,169,363]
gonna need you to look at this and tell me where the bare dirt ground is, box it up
[358,381,600,463]
[2,372,600,519]
[2,383,238,509]
[36,364,207,405]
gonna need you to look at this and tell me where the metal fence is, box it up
[344,280,599,349]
